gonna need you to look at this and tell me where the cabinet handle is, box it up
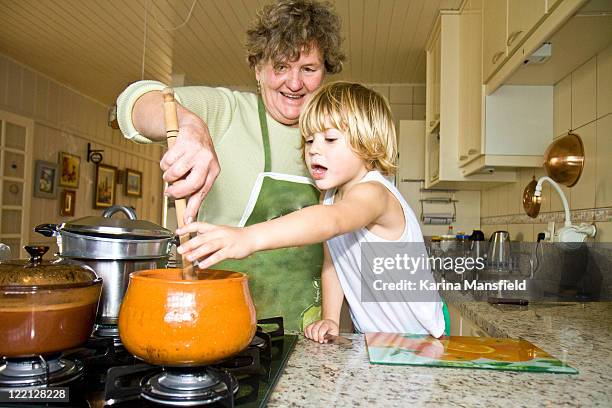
[506,30,524,47]
[468,149,478,155]
[492,51,504,64]
[459,155,468,160]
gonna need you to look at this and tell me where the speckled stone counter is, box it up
[267,296,612,407]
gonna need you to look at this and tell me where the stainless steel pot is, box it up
[35,206,175,327]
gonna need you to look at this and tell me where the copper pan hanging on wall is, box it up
[523,177,541,218]
[543,131,584,187]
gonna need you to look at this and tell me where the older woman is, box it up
[116,0,345,331]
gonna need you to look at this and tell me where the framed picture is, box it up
[33,160,59,199]
[58,152,80,188]
[94,164,117,208]
[60,190,76,216]
[125,168,142,197]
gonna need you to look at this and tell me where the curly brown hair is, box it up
[246,0,345,74]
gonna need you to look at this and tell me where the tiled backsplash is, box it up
[480,44,612,243]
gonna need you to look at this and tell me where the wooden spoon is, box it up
[162,87,197,280]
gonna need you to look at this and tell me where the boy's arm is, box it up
[321,244,344,326]
[176,182,389,268]
[251,182,387,252]
[304,244,344,342]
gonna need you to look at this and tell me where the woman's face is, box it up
[255,48,325,127]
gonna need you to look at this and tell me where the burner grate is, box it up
[101,316,289,407]
[0,354,84,389]
[141,367,237,407]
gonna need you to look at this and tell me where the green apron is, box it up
[214,97,323,331]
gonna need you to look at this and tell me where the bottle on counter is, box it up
[455,232,471,263]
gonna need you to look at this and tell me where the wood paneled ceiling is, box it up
[0,0,462,105]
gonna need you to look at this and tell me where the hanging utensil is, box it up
[523,176,541,218]
[543,131,584,187]
[162,87,196,280]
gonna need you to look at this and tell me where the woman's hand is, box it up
[161,110,220,224]
[176,223,257,269]
[132,91,220,224]
[304,319,339,343]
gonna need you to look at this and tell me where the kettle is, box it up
[487,231,511,272]
[469,230,485,260]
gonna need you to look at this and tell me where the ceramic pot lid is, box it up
[0,246,100,289]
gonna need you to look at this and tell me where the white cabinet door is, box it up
[458,0,484,164]
[0,111,34,258]
[483,0,508,82]
[426,24,442,135]
[507,0,547,54]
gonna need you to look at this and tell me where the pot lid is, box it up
[0,246,101,289]
[59,205,173,239]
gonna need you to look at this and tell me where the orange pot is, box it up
[118,268,256,366]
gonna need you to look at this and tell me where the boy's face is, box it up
[304,128,368,191]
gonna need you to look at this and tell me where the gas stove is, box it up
[0,317,296,407]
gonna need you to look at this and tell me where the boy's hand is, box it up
[176,223,257,269]
[304,319,339,343]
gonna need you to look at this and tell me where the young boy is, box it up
[177,81,445,341]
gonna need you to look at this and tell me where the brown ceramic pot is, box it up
[118,268,256,366]
[0,246,102,357]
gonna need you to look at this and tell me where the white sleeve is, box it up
[116,80,184,144]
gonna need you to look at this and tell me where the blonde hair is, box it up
[299,81,397,174]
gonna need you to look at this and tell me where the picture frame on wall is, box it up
[125,168,142,197]
[60,190,76,216]
[94,164,117,208]
[33,160,59,199]
[58,152,80,188]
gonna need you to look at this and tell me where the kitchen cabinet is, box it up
[547,0,563,11]
[426,27,441,134]
[506,0,547,55]
[483,0,547,83]
[483,0,508,83]
[485,0,589,94]
[447,304,489,337]
[0,111,33,259]
[458,0,483,165]
[425,13,517,189]
[458,0,554,175]
[460,84,553,176]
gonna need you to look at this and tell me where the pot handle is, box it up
[35,223,59,237]
[102,205,137,220]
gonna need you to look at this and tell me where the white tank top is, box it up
[323,171,445,337]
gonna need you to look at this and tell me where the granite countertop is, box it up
[268,296,612,407]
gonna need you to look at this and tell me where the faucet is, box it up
[534,176,596,243]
